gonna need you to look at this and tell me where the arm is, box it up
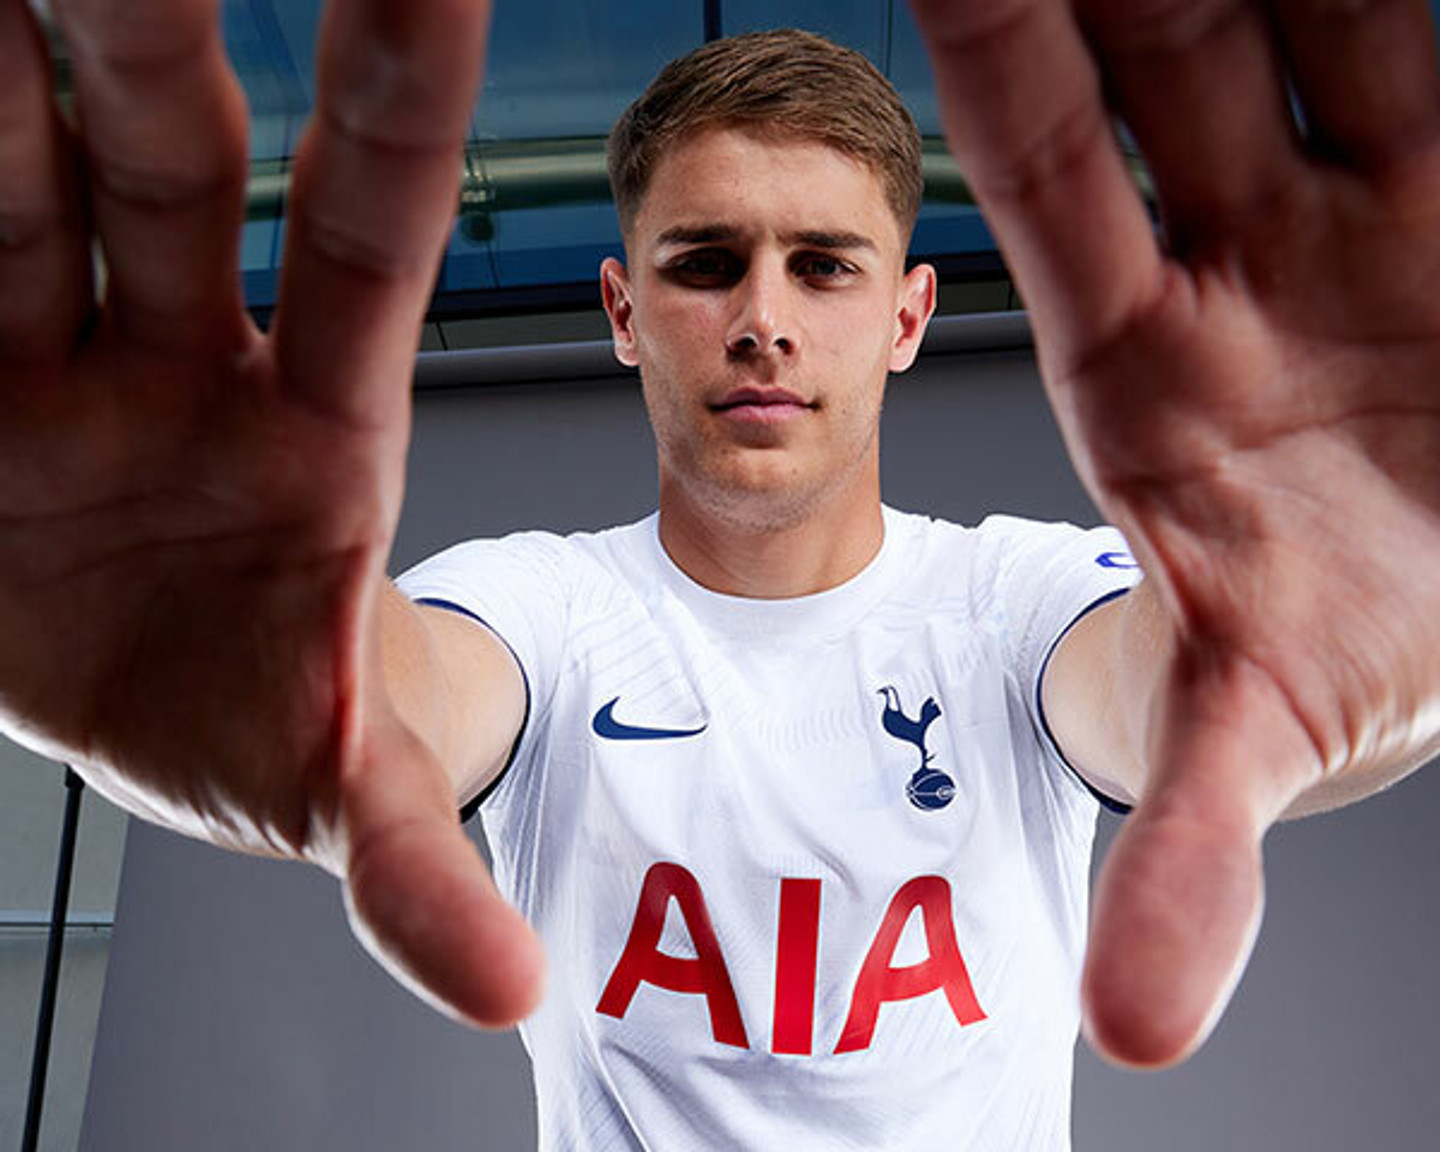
[0,0,542,1027]
[909,0,1440,1068]
[1045,583,1432,820]
[1040,583,1162,812]
[380,582,526,812]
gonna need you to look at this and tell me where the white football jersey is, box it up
[398,508,1139,1151]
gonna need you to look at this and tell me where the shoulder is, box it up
[883,506,1116,586]
[397,515,659,593]
[963,512,1131,585]
[884,505,1098,551]
[879,508,1135,645]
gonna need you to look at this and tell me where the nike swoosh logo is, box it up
[592,698,708,741]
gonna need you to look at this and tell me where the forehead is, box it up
[631,127,903,253]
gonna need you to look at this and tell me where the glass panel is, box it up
[219,0,1009,314]
[225,0,318,309]
[720,0,890,67]
[224,0,707,308]
[0,743,125,1149]
[209,0,1440,312]
[477,2,701,139]
[885,0,941,135]
[453,0,703,297]
[0,751,126,919]
[0,931,114,1152]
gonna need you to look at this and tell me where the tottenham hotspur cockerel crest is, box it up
[878,686,956,810]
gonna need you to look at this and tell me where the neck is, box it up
[658,480,885,599]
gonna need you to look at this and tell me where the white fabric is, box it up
[399,508,1138,1151]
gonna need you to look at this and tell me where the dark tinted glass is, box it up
[224,0,1440,314]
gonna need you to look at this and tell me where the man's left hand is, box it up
[910,0,1440,1066]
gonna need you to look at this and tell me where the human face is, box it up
[601,127,935,534]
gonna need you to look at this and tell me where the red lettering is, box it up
[772,878,822,1055]
[599,868,985,1057]
[835,875,986,1053]
[596,863,749,1048]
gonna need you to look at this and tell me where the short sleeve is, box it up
[978,515,1142,808]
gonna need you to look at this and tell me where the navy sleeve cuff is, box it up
[1034,587,1135,816]
[413,597,532,824]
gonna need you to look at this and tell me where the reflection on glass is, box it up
[36,0,1440,312]
[219,0,1002,313]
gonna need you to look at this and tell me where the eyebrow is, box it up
[654,224,741,247]
[653,224,878,253]
[783,229,878,253]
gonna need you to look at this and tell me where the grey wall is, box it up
[78,347,1440,1150]
[1,735,128,1152]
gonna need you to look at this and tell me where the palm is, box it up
[0,331,397,850]
[912,0,1440,1065]
[1074,194,1440,1064]
[0,0,536,1026]
[1072,173,1440,795]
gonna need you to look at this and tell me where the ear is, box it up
[600,257,639,368]
[888,262,937,374]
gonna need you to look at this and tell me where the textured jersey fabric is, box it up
[398,508,1139,1151]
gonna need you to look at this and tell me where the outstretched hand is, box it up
[911,0,1440,1065]
[0,0,539,1025]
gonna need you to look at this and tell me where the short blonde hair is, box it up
[608,29,923,239]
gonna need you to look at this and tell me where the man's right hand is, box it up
[0,0,542,1026]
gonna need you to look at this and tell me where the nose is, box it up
[725,257,793,356]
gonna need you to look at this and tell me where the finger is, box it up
[0,0,92,364]
[272,0,490,424]
[53,0,251,355]
[1270,0,1440,171]
[908,0,1163,369]
[1076,0,1307,258]
[1082,650,1320,1066]
[341,718,543,1027]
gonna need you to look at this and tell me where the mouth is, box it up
[709,387,816,424]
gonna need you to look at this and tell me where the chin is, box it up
[686,468,829,534]
[662,433,875,534]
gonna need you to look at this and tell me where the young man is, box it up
[394,32,1144,1147]
[2,2,1438,1149]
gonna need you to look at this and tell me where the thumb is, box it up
[337,718,544,1028]
[1082,654,1316,1067]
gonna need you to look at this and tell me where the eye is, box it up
[667,249,741,285]
[793,253,856,282]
